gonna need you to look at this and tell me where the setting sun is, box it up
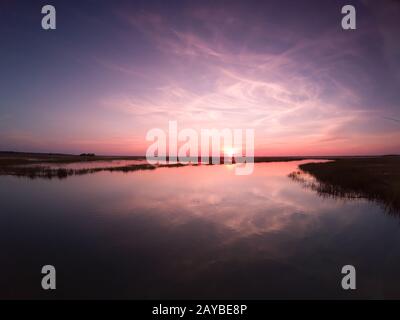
[224,147,237,158]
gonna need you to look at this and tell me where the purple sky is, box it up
[0,0,399,155]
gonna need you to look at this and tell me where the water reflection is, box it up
[1,161,400,299]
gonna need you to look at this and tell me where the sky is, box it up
[0,0,399,156]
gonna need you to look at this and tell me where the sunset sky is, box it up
[0,0,399,156]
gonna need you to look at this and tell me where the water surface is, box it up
[1,160,400,299]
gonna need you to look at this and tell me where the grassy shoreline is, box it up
[296,156,400,214]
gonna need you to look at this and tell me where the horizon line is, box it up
[1,150,399,158]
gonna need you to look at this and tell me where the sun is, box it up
[224,147,237,158]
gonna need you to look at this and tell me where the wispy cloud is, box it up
[1,1,399,155]
[96,5,398,155]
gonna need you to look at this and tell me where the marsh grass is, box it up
[0,164,158,179]
[0,154,195,179]
[289,156,400,214]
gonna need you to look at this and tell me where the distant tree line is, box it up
[79,153,96,157]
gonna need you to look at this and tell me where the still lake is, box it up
[1,160,400,299]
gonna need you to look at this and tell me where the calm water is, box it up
[1,160,400,299]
